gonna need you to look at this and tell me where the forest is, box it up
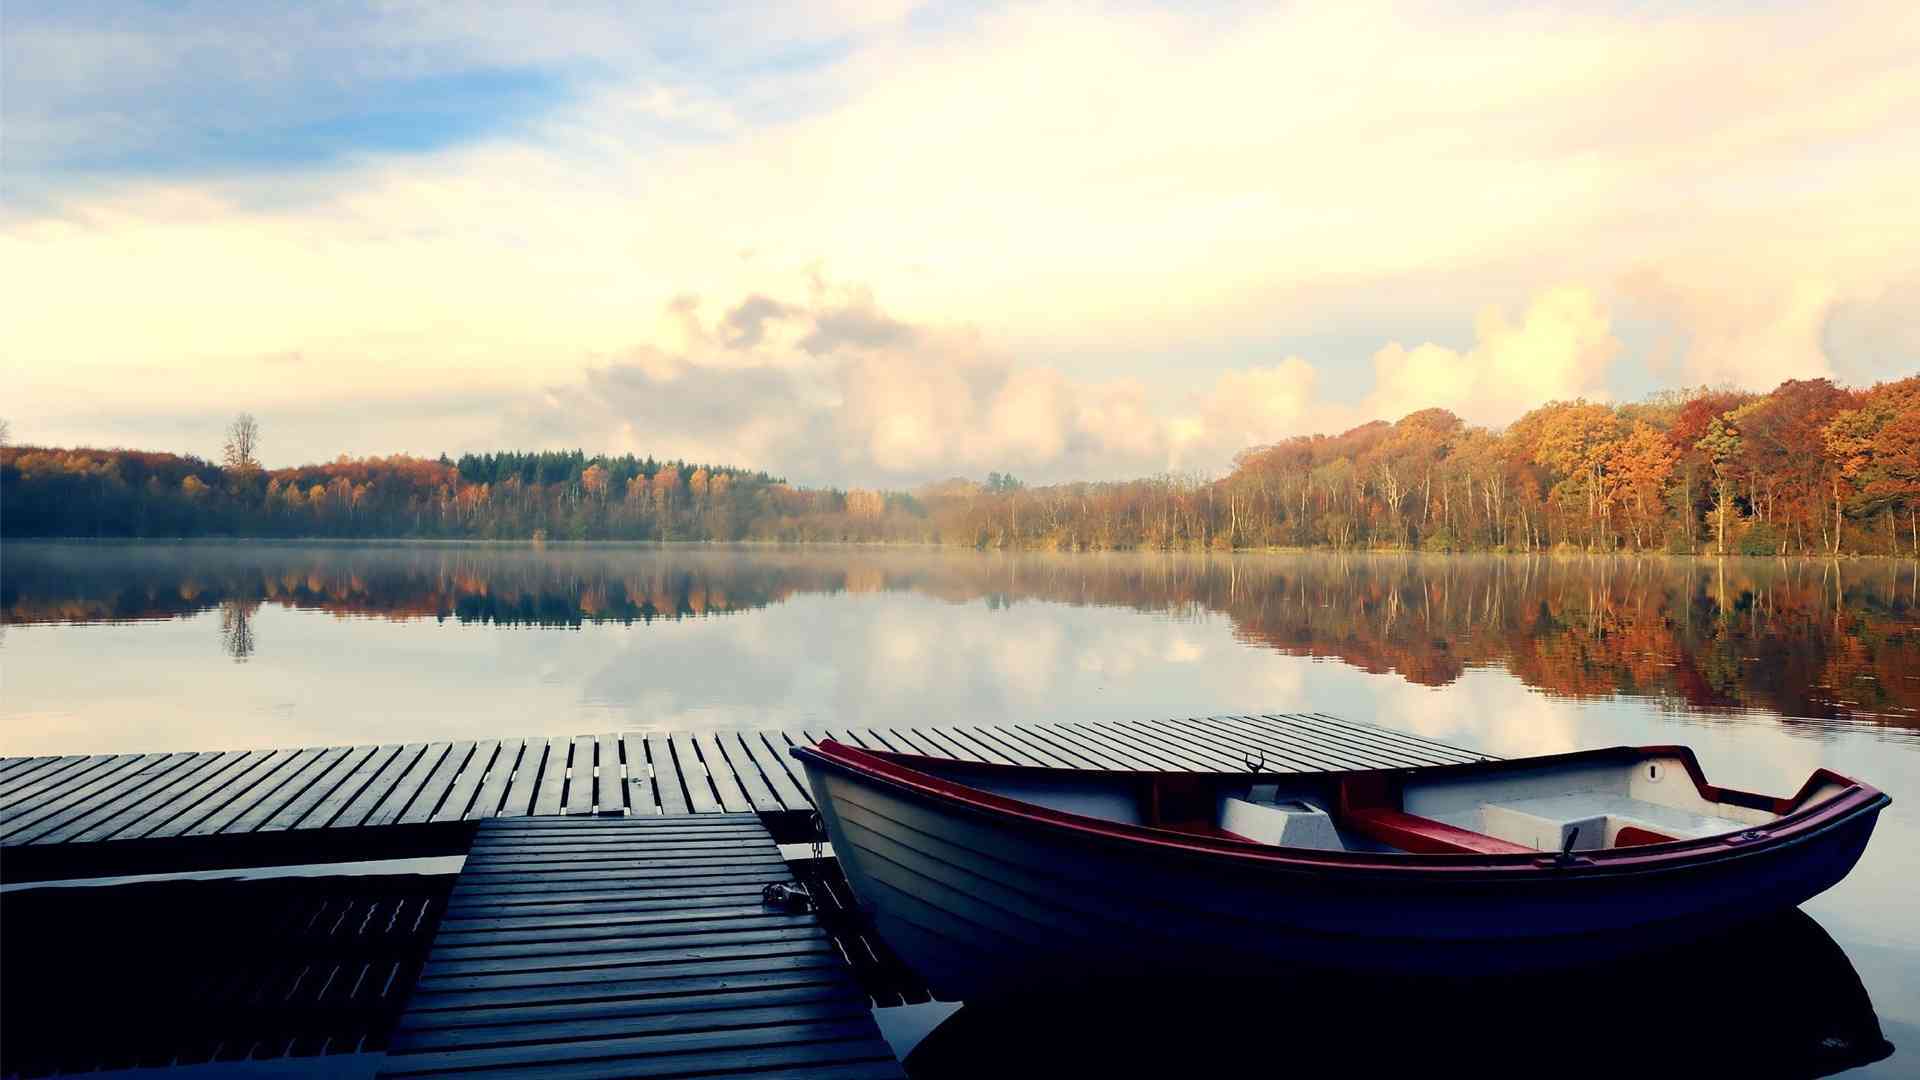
[3,375,1916,554]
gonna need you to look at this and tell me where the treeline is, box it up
[2,375,1915,553]
[0,447,921,542]
[946,375,1920,555]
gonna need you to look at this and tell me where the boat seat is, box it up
[1474,793,1758,851]
[1343,807,1534,856]
[1219,797,1345,850]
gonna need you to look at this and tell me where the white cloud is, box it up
[1362,287,1621,426]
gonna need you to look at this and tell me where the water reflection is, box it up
[218,599,258,662]
[904,909,1893,1078]
[5,542,1917,728]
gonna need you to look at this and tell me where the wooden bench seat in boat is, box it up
[1342,807,1535,855]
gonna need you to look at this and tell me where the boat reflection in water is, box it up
[903,909,1892,1079]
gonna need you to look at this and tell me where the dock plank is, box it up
[103,749,280,840]
[595,734,623,814]
[761,732,815,804]
[400,740,479,825]
[1020,724,1140,770]
[364,742,454,828]
[0,752,172,841]
[0,754,51,782]
[695,733,754,813]
[1109,720,1234,770]
[180,746,325,836]
[0,754,130,823]
[38,751,234,844]
[260,743,379,831]
[465,739,524,820]
[0,714,1495,850]
[7,752,204,844]
[980,725,1080,769]
[565,736,596,816]
[220,745,355,834]
[497,739,546,819]
[434,740,501,822]
[1065,722,1197,770]
[1294,712,1486,763]
[669,733,723,814]
[327,743,422,828]
[716,732,782,812]
[156,747,311,838]
[0,754,106,807]
[378,814,904,1080]
[1150,716,1336,772]
[619,735,659,817]
[876,727,944,758]
[531,738,569,817]
[644,735,691,816]
[906,727,990,763]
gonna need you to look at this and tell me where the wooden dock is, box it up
[0,714,1490,857]
[376,814,905,1079]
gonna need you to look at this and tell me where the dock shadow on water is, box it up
[903,910,1892,1079]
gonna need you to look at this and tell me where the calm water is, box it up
[4,541,1918,1073]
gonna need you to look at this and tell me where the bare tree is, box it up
[220,599,260,662]
[223,413,261,473]
[0,417,11,447]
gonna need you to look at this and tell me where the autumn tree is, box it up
[1521,401,1623,549]
[1695,411,1744,554]
[1826,376,1920,554]
[1608,422,1680,550]
[1727,379,1852,553]
[581,463,609,500]
[1666,388,1754,552]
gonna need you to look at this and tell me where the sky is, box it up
[3,1,1916,485]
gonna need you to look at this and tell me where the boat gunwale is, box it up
[793,741,1890,879]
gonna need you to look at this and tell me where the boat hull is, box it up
[799,753,1885,999]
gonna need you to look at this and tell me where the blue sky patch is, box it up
[28,66,574,180]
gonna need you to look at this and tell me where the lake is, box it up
[3,540,1918,1073]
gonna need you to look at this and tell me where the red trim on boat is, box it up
[1344,808,1534,855]
[1615,825,1678,848]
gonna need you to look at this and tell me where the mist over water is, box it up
[4,541,1918,1073]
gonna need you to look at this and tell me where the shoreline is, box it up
[3,535,1915,560]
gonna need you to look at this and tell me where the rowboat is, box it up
[791,739,1888,998]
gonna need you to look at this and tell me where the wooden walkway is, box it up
[376,814,904,1080]
[0,714,1490,850]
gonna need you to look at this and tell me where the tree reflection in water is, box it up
[218,599,259,662]
[4,543,1917,728]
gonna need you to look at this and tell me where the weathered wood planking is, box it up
[0,715,1493,848]
[376,814,905,1079]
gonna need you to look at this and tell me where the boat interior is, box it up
[927,751,1844,856]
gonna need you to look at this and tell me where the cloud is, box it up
[1361,287,1622,426]
[1173,360,1321,469]
[1823,276,1920,385]
[513,287,1188,483]
[510,281,1638,485]
[799,288,916,355]
[4,2,1915,467]
[1620,271,1837,391]
[720,295,793,350]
